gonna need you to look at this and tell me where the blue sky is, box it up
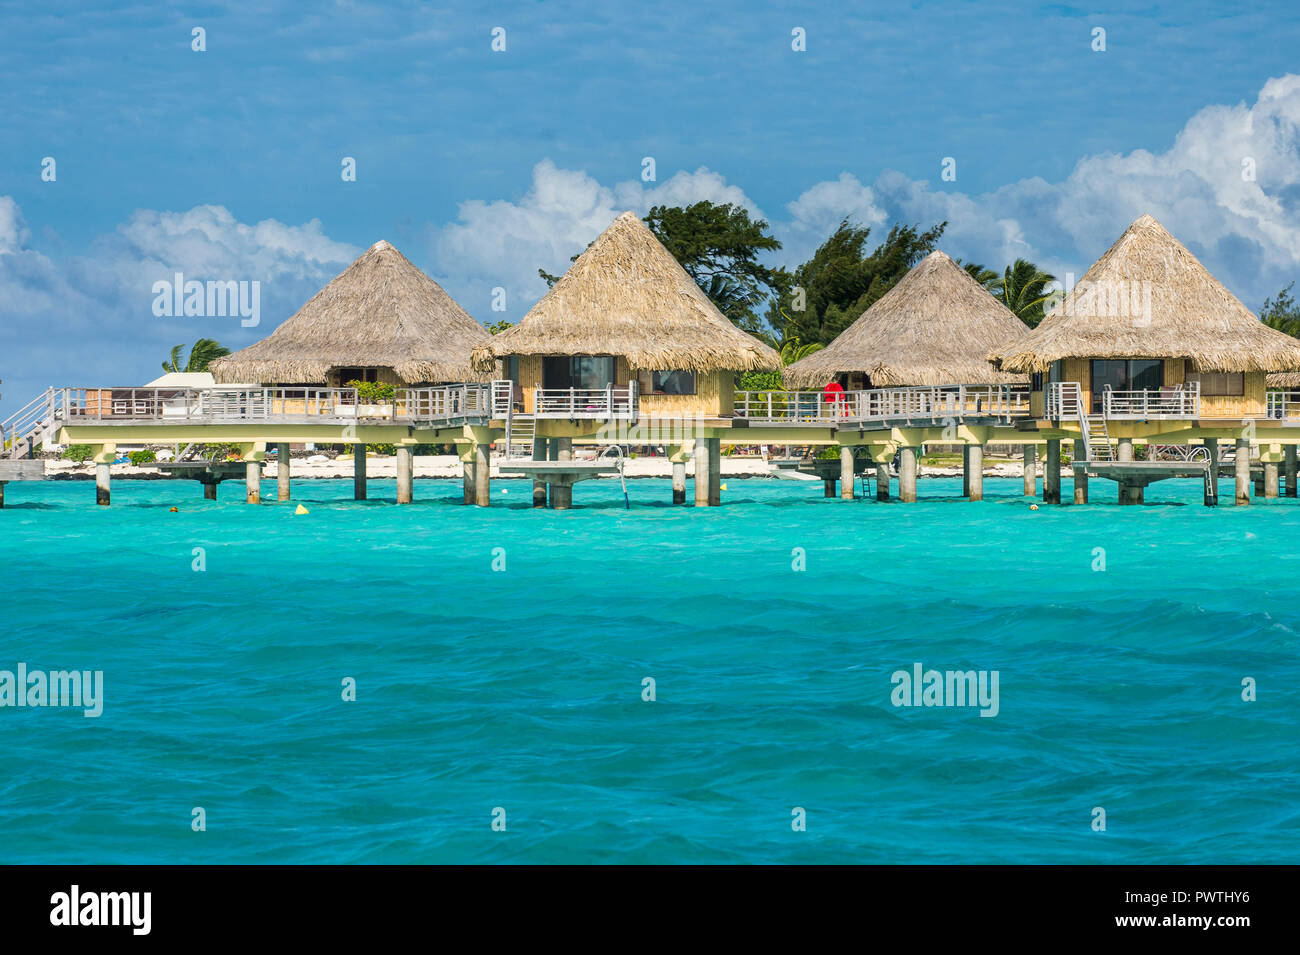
[3,0,1300,411]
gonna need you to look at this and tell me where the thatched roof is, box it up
[784,251,1028,388]
[470,212,780,373]
[210,240,491,384]
[988,214,1300,374]
[1268,373,1300,388]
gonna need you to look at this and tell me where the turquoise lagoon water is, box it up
[1,474,1297,864]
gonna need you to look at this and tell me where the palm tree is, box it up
[960,261,1000,291]
[757,313,825,365]
[992,259,1057,327]
[162,338,231,374]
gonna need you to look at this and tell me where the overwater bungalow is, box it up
[988,214,1300,505]
[210,240,491,392]
[470,211,781,506]
[783,250,1031,501]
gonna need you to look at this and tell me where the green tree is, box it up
[643,202,782,330]
[960,261,1000,290]
[767,219,947,346]
[162,338,231,373]
[993,259,1057,327]
[1261,282,1300,336]
[487,319,514,334]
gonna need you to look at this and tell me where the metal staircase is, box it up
[1081,412,1114,462]
[502,403,535,459]
[1,388,65,459]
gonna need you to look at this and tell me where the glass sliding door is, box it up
[542,356,616,391]
[1090,359,1164,412]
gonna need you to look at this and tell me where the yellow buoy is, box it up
[169,506,178,512]
[720,483,727,491]
[1030,504,1039,510]
[294,504,309,515]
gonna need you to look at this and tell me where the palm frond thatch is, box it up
[210,241,491,384]
[988,215,1300,373]
[783,251,1028,388]
[470,212,781,374]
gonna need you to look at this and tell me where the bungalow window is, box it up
[542,356,616,391]
[1188,371,1244,396]
[650,370,697,395]
[1031,372,1044,391]
[1090,359,1163,413]
[336,367,378,385]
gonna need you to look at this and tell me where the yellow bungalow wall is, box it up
[1031,357,1267,418]
[507,354,733,416]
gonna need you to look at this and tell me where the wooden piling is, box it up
[277,443,291,501]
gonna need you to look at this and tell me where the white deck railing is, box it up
[530,381,638,419]
[46,385,495,426]
[734,385,1029,424]
[1102,383,1199,418]
[1045,381,1083,419]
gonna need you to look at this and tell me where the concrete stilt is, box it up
[962,446,972,497]
[550,438,573,509]
[1023,445,1037,497]
[672,460,686,505]
[0,484,4,508]
[1235,438,1250,505]
[1072,439,1088,504]
[1264,460,1279,499]
[474,442,491,507]
[1255,471,1266,498]
[95,462,111,506]
[1044,439,1060,504]
[708,437,721,506]
[462,458,475,505]
[823,476,837,498]
[840,446,855,500]
[532,436,549,508]
[899,447,918,503]
[353,444,367,501]
[277,443,291,501]
[876,461,891,501]
[1117,437,1134,463]
[967,444,984,502]
[693,443,709,507]
[1205,438,1220,507]
[1286,444,1298,498]
[396,446,413,504]
[203,481,218,501]
[245,461,261,504]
